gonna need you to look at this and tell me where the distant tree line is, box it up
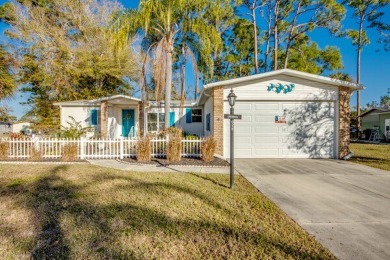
[0,0,388,132]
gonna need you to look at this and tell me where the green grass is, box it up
[0,164,335,259]
[350,143,390,171]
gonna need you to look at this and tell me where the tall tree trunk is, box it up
[180,46,186,116]
[165,43,173,129]
[356,19,363,132]
[252,8,259,74]
[273,2,279,71]
[283,1,301,69]
[264,1,272,72]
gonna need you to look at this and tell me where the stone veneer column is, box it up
[212,86,224,156]
[339,86,351,159]
[100,101,108,138]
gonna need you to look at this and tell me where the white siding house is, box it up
[55,69,362,159]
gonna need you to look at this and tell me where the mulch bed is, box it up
[121,157,230,167]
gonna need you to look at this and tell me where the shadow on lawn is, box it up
[2,166,333,259]
[29,165,72,259]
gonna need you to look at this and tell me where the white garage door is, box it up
[224,101,336,158]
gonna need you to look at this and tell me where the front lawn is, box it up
[0,164,334,259]
[350,143,390,171]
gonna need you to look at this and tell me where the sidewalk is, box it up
[88,159,234,174]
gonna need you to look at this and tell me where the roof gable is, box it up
[203,69,363,90]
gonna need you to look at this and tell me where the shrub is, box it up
[137,136,151,162]
[58,116,93,138]
[9,133,24,139]
[62,143,79,161]
[166,128,182,162]
[0,141,9,160]
[183,132,198,139]
[201,136,216,162]
[29,147,42,161]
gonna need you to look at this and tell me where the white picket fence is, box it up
[0,137,204,160]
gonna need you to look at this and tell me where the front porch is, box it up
[97,96,206,139]
[99,96,141,139]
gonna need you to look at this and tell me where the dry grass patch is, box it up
[350,143,390,171]
[62,144,78,161]
[166,128,182,162]
[136,136,151,162]
[28,147,42,161]
[0,164,335,259]
[201,136,216,162]
[0,141,9,160]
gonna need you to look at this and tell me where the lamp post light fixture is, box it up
[228,89,237,189]
[227,88,237,107]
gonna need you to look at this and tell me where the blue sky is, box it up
[0,0,389,118]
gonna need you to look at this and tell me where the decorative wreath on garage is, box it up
[267,83,295,94]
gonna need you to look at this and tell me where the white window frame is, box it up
[147,112,165,133]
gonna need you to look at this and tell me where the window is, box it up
[191,109,202,123]
[91,109,98,126]
[148,113,165,132]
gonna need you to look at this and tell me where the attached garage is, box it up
[200,69,362,159]
[224,101,336,158]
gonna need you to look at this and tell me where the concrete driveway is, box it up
[235,159,390,260]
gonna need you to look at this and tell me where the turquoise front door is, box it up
[122,109,135,137]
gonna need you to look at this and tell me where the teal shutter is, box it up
[186,108,192,123]
[206,113,211,131]
[169,112,175,127]
[91,109,98,125]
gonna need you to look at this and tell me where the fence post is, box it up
[80,137,85,160]
[33,136,40,151]
[120,137,124,159]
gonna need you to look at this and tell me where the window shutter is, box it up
[169,112,175,127]
[206,113,211,131]
[91,109,98,126]
[186,108,192,124]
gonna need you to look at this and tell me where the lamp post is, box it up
[227,89,237,189]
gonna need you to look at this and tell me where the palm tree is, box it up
[113,0,221,129]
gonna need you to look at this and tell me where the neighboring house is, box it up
[55,69,362,159]
[0,121,12,134]
[12,121,32,134]
[361,108,390,140]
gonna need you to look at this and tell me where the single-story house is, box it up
[12,121,32,134]
[55,69,362,159]
[0,121,12,134]
[361,108,390,140]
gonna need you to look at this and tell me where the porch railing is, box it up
[0,137,204,160]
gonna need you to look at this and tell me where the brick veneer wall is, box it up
[212,86,224,156]
[339,86,351,159]
[100,101,108,138]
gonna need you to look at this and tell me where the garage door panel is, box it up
[254,108,280,115]
[235,149,252,157]
[235,137,252,148]
[254,149,280,156]
[254,136,279,144]
[254,125,279,134]
[235,125,252,133]
[255,116,275,122]
[235,103,252,111]
[224,101,336,159]
[241,115,253,122]
[255,103,279,110]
